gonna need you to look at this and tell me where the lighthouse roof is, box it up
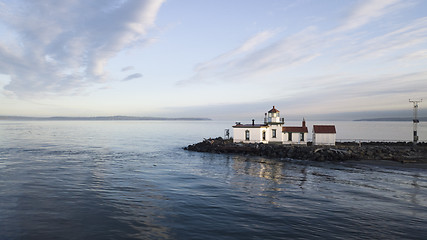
[268,106,280,113]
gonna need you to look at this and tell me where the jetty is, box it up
[185,105,427,164]
[184,137,427,163]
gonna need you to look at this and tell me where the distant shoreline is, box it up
[354,117,427,122]
[0,116,212,121]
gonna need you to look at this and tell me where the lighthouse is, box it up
[264,106,285,125]
[233,106,290,144]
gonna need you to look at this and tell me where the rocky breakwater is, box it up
[184,137,427,163]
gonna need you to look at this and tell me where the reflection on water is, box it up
[1,121,427,239]
[89,153,172,239]
[228,154,427,225]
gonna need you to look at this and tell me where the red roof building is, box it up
[313,125,336,134]
[312,125,336,145]
[283,118,308,133]
[282,126,308,133]
[281,119,308,144]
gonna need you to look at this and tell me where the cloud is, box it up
[282,71,427,115]
[180,0,426,89]
[398,49,427,61]
[167,69,427,119]
[121,66,135,72]
[0,0,165,97]
[178,27,322,85]
[334,0,402,32]
[340,17,427,61]
[122,73,143,82]
[193,29,278,74]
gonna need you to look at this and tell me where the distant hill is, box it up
[354,117,427,122]
[0,116,211,121]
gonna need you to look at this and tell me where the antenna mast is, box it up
[409,99,422,144]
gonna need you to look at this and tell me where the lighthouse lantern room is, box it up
[264,106,284,124]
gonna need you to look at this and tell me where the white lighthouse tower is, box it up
[262,106,285,143]
[233,106,288,144]
[264,106,284,125]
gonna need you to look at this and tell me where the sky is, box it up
[0,0,426,120]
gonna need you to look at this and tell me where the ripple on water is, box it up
[1,121,427,239]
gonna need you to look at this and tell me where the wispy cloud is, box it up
[169,71,427,119]
[121,66,135,72]
[122,73,143,82]
[334,0,402,32]
[280,70,427,114]
[180,0,425,90]
[340,17,427,61]
[194,29,278,72]
[0,0,164,97]
[398,49,427,61]
[178,27,323,85]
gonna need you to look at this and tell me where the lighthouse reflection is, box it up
[230,156,309,191]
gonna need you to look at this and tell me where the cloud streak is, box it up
[180,0,425,89]
[178,27,322,85]
[0,0,164,97]
[121,66,135,72]
[168,71,427,119]
[340,17,427,61]
[122,73,143,82]
[335,0,402,32]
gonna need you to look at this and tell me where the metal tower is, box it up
[224,129,230,139]
[409,99,422,144]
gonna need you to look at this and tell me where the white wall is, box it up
[266,125,283,143]
[233,127,267,143]
[283,132,308,145]
[234,125,311,144]
[313,133,336,145]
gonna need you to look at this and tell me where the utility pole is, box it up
[409,99,422,144]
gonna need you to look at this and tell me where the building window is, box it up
[262,131,266,141]
[300,133,304,141]
[288,132,292,141]
[245,130,250,141]
[272,129,276,138]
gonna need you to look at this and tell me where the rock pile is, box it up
[184,137,427,163]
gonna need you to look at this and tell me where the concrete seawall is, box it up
[184,137,427,163]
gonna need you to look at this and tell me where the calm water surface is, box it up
[0,121,426,239]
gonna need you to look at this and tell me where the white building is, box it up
[283,120,308,145]
[312,125,336,145]
[232,106,308,145]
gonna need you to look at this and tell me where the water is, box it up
[1,121,426,239]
